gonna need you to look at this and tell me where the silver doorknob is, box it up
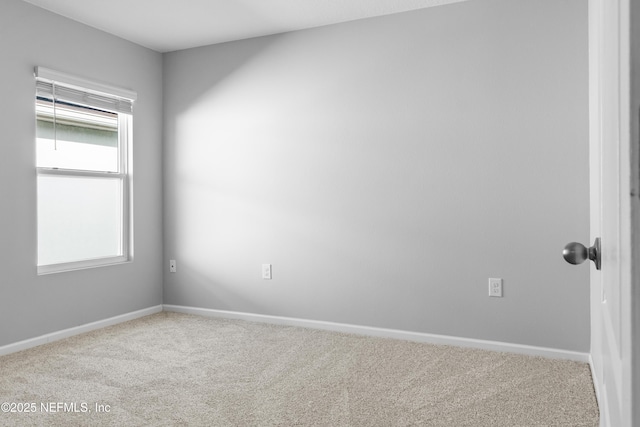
[563,238,601,270]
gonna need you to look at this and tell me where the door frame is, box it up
[588,0,638,425]
[630,0,640,424]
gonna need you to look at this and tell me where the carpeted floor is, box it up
[0,312,598,426]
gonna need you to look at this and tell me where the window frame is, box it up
[34,67,135,275]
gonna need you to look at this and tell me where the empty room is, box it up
[1,0,638,425]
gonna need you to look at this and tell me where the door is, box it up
[588,0,633,425]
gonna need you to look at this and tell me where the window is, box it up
[35,67,136,274]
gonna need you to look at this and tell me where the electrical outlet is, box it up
[262,264,272,280]
[170,260,177,273]
[488,278,503,297]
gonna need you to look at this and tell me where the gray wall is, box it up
[0,0,163,346]
[163,0,590,351]
[0,0,590,353]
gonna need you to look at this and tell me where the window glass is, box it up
[36,98,119,172]
[37,175,123,266]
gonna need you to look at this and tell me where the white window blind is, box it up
[34,66,136,114]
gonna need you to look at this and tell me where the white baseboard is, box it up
[0,303,589,363]
[0,305,163,356]
[163,304,590,363]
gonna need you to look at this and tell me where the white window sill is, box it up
[37,256,130,275]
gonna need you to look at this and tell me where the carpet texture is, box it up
[0,312,598,426]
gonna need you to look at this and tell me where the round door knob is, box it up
[563,238,601,270]
[563,242,588,265]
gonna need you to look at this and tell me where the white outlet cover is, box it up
[262,264,272,280]
[488,278,503,297]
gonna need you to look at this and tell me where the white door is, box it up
[588,0,633,425]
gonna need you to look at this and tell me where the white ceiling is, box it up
[20,0,467,53]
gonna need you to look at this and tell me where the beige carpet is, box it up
[0,312,598,426]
